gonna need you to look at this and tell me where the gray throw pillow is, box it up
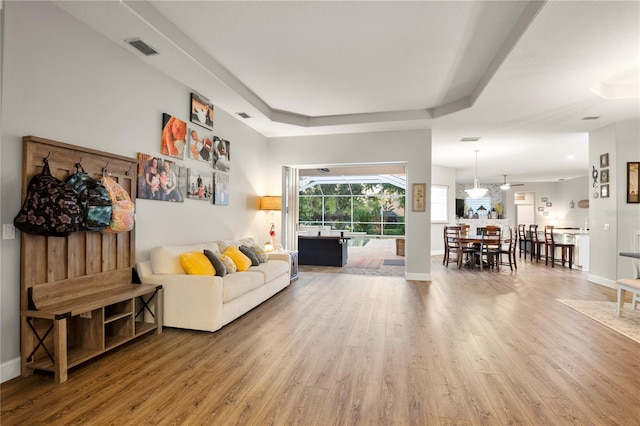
[249,243,268,263]
[239,245,260,266]
[203,249,227,277]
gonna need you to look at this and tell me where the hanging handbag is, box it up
[101,174,135,233]
[65,163,113,232]
[13,158,82,237]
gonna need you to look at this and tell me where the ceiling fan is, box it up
[500,174,525,190]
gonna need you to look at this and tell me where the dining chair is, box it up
[518,224,530,259]
[443,225,463,268]
[459,224,476,266]
[616,236,640,316]
[530,224,545,262]
[474,227,502,271]
[498,226,518,271]
[544,225,574,268]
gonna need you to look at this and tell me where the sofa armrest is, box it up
[139,274,224,332]
[268,252,291,263]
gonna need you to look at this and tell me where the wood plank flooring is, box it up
[2,256,640,425]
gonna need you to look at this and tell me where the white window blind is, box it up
[465,197,491,216]
[431,185,448,222]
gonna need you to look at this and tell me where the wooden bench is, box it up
[19,136,163,383]
[22,270,163,383]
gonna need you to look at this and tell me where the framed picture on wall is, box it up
[412,183,426,212]
[187,169,212,201]
[601,184,610,198]
[187,127,214,163]
[212,136,230,172]
[190,92,214,130]
[213,172,229,206]
[600,153,609,168]
[161,113,187,159]
[627,162,639,203]
[600,168,609,183]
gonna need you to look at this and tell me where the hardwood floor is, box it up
[2,257,640,425]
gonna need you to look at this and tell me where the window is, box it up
[431,185,448,222]
[465,197,491,216]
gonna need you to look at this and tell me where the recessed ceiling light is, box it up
[582,116,600,120]
[460,137,481,142]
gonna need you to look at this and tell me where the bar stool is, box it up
[544,225,574,268]
[530,225,545,262]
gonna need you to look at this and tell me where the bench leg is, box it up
[155,288,164,334]
[53,318,68,384]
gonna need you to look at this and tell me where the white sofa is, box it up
[136,238,291,332]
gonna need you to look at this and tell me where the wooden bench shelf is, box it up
[19,136,164,383]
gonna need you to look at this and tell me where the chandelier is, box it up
[465,150,488,199]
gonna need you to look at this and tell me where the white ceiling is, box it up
[54,0,639,184]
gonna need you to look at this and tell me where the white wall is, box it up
[615,120,640,279]
[431,165,457,254]
[500,179,589,229]
[268,130,432,281]
[0,1,270,380]
[588,119,640,286]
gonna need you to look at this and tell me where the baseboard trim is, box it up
[431,250,445,256]
[1,357,21,383]
[405,272,431,282]
[587,274,617,289]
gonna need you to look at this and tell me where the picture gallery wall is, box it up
[137,92,231,206]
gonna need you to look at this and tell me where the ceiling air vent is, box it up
[582,116,600,120]
[461,137,481,142]
[126,39,159,56]
[236,112,251,119]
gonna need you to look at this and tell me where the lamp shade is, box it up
[260,196,282,211]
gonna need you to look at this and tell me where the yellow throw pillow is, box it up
[223,245,252,272]
[180,251,215,276]
[220,254,237,273]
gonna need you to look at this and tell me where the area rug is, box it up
[556,299,640,345]
[298,263,404,277]
[383,259,405,266]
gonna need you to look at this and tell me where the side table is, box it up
[289,250,299,282]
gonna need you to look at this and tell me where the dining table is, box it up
[456,235,503,269]
[619,252,640,259]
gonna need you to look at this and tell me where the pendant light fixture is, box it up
[465,150,488,199]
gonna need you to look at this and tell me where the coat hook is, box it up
[75,157,85,173]
[125,165,132,176]
[43,152,51,163]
